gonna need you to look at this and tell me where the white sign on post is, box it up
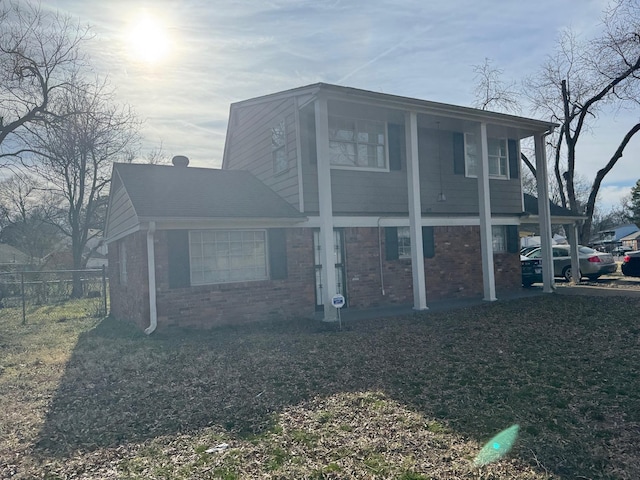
[331,294,345,330]
[331,294,345,308]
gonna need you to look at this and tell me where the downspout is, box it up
[144,221,158,335]
[377,217,385,296]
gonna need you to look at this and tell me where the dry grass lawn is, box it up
[1,295,639,479]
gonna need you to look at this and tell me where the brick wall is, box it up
[108,231,150,330]
[110,225,521,331]
[342,225,521,309]
[153,228,316,329]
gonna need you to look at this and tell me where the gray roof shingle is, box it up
[113,163,304,220]
[523,193,583,218]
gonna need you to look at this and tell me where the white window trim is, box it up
[492,225,507,253]
[188,229,269,286]
[464,133,509,180]
[328,115,389,172]
[272,119,288,175]
[397,226,412,259]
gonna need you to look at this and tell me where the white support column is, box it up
[476,122,497,301]
[405,111,427,310]
[534,132,554,293]
[315,95,338,321]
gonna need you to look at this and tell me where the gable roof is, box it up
[105,163,304,242]
[596,223,639,238]
[621,230,640,241]
[0,243,31,265]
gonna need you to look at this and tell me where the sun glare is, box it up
[127,14,171,64]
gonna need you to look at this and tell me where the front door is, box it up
[313,229,347,310]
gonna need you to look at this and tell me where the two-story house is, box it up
[105,83,556,333]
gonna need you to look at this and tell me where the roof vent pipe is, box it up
[172,155,189,167]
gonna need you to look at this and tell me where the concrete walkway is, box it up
[321,287,547,323]
[321,279,640,323]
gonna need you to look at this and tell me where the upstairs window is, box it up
[272,119,287,174]
[329,116,386,170]
[464,134,508,178]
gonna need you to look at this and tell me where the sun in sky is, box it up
[126,12,172,64]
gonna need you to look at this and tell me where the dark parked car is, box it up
[524,245,617,281]
[621,251,640,277]
[521,256,543,287]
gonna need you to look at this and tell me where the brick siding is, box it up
[108,231,150,330]
[153,228,315,329]
[109,225,521,331]
[343,225,520,309]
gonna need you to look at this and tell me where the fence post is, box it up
[102,265,107,316]
[21,271,26,325]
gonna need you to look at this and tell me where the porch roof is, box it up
[521,194,586,224]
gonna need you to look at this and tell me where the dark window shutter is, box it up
[387,123,405,171]
[453,132,465,175]
[268,229,288,280]
[385,227,399,260]
[422,226,435,259]
[506,225,519,253]
[508,139,519,179]
[168,230,190,288]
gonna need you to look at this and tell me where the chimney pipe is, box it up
[172,155,189,167]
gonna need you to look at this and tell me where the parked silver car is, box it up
[524,245,617,281]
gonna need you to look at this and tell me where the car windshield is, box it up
[579,246,597,254]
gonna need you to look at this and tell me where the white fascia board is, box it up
[303,215,523,228]
[144,216,307,230]
[520,215,586,224]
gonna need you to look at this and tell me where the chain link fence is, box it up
[0,267,108,324]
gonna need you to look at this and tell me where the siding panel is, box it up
[225,98,300,208]
[106,185,138,238]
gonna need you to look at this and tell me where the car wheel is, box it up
[563,266,581,282]
[523,281,533,288]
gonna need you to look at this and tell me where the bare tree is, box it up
[142,143,172,165]
[0,174,61,261]
[28,77,139,296]
[472,58,521,114]
[526,0,640,242]
[0,1,90,168]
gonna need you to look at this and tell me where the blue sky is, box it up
[46,0,638,211]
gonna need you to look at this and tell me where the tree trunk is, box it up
[70,241,84,299]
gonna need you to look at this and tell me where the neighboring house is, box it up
[42,230,108,270]
[0,243,32,271]
[621,230,640,251]
[591,223,640,251]
[104,83,557,332]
